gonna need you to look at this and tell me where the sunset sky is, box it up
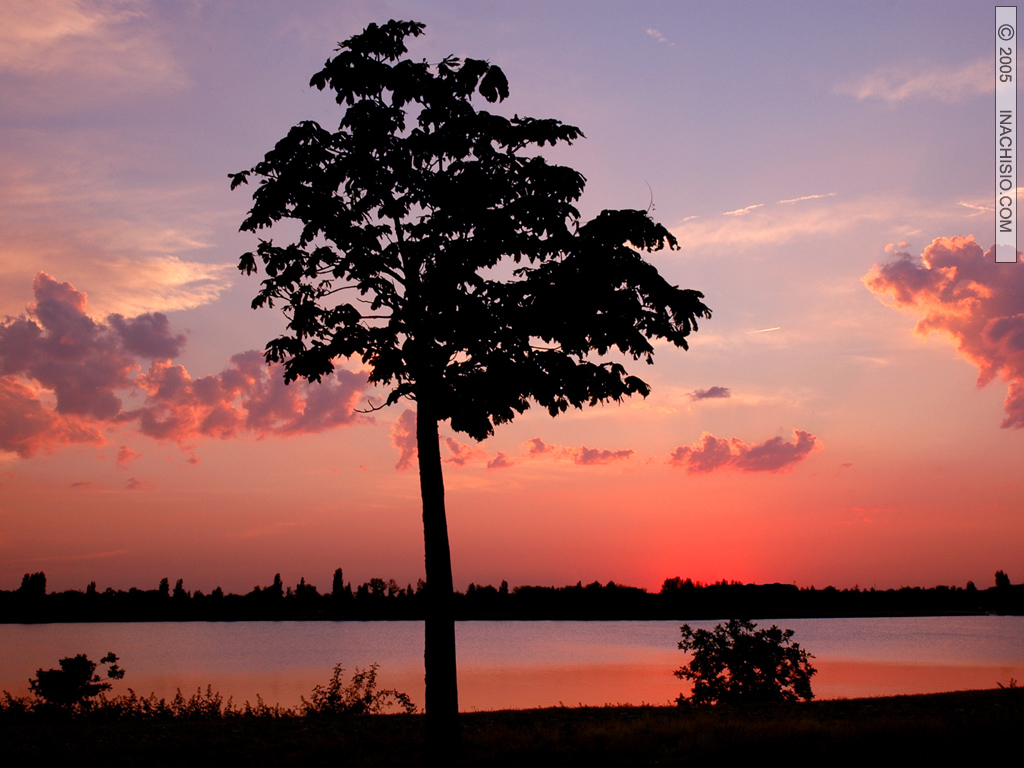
[2,1,1021,595]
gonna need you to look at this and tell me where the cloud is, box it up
[646,28,670,45]
[0,137,235,318]
[672,193,880,251]
[443,436,485,467]
[132,351,369,443]
[390,409,417,471]
[521,437,634,466]
[863,235,1024,428]
[884,241,909,253]
[778,192,836,204]
[575,447,634,465]
[689,386,731,401]
[835,58,990,104]
[525,437,554,456]
[0,273,372,457]
[0,273,174,420]
[669,433,732,473]
[66,256,235,319]
[0,0,187,109]
[115,444,142,468]
[723,203,764,216]
[669,429,820,474]
[958,201,992,217]
[0,375,103,457]
[672,192,995,253]
[731,430,819,472]
[108,311,186,359]
[125,476,152,491]
[487,452,513,470]
[2,247,235,319]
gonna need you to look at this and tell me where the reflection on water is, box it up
[1,617,1021,711]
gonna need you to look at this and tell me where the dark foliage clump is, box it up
[300,663,416,716]
[675,618,816,706]
[28,652,124,710]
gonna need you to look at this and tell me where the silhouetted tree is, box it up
[172,578,188,600]
[269,573,284,599]
[158,577,170,598]
[29,652,124,710]
[996,570,1012,589]
[675,619,815,706]
[18,572,46,599]
[232,19,710,745]
[295,577,319,602]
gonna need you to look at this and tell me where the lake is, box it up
[2,616,1022,711]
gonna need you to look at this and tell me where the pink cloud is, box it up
[863,236,1024,428]
[731,430,819,472]
[115,445,143,468]
[520,437,633,466]
[524,437,553,456]
[668,433,732,473]
[669,429,820,474]
[131,352,368,444]
[0,375,103,457]
[390,409,417,471]
[0,273,371,457]
[574,447,634,465]
[107,312,186,360]
[487,452,513,470]
[443,436,485,467]
[689,386,731,401]
[0,274,142,419]
[125,477,153,491]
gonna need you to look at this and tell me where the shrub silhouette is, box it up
[675,619,815,705]
[300,663,416,716]
[29,652,124,710]
[5,658,413,719]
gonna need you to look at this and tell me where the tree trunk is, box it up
[416,401,459,752]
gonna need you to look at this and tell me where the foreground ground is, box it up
[3,687,1022,766]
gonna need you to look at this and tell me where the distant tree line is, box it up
[1,569,1021,623]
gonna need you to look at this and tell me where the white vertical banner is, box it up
[996,7,1017,263]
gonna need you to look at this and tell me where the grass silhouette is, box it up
[2,687,1022,766]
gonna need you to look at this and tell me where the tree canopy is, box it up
[231,19,710,441]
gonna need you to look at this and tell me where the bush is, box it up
[3,656,414,719]
[300,663,416,716]
[28,652,124,710]
[675,618,816,705]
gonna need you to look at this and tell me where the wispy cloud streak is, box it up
[836,59,989,104]
[723,203,764,216]
[779,192,836,204]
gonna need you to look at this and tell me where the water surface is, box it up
[2,617,1021,710]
